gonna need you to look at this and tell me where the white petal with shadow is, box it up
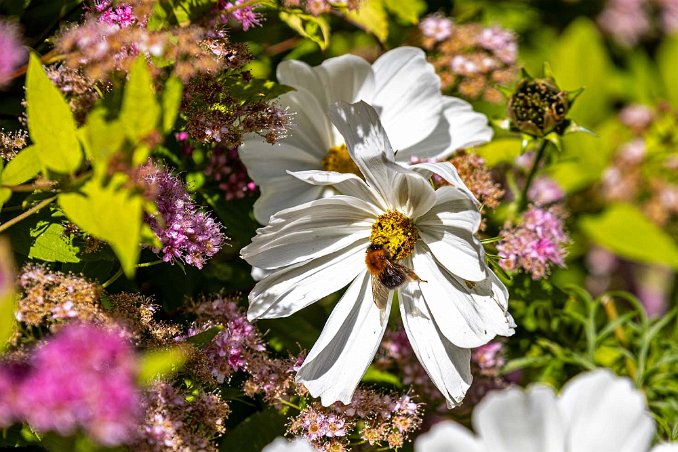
[315,54,375,105]
[297,271,390,406]
[414,421,484,452]
[411,248,514,348]
[411,161,481,205]
[247,242,367,321]
[399,280,473,407]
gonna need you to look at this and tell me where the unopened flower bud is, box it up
[508,78,570,137]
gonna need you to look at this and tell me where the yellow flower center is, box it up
[369,210,418,260]
[322,144,361,176]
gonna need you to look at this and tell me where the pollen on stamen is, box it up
[322,143,362,177]
[369,210,418,260]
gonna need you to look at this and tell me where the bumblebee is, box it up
[365,243,423,309]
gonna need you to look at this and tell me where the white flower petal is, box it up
[399,281,473,407]
[328,100,413,210]
[474,385,566,452]
[315,54,375,105]
[411,248,514,348]
[371,47,443,150]
[392,170,437,219]
[414,421,485,452]
[278,89,335,154]
[411,161,481,205]
[239,138,319,181]
[400,96,493,160]
[558,369,655,452]
[277,59,328,107]
[418,187,487,282]
[252,176,325,225]
[247,244,366,321]
[287,169,387,211]
[651,445,678,452]
[263,437,316,452]
[243,196,374,269]
[297,271,390,406]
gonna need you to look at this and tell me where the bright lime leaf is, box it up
[580,203,678,269]
[25,53,82,174]
[476,138,522,166]
[58,177,143,277]
[362,366,402,387]
[162,75,183,133]
[1,145,40,186]
[120,57,160,141]
[657,34,678,109]
[0,239,16,352]
[137,346,189,385]
[84,108,126,168]
[279,11,331,50]
[346,0,388,43]
[185,326,223,348]
[28,221,81,263]
[0,188,10,210]
[550,18,612,126]
[384,0,425,24]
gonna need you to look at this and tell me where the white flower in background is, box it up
[262,437,315,452]
[240,46,493,224]
[415,369,678,452]
[241,101,514,407]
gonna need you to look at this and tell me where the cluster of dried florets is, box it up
[418,17,518,103]
[46,64,108,124]
[0,128,28,161]
[601,103,678,227]
[133,381,230,452]
[205,146,258,201]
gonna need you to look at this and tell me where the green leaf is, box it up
[219,410,287,452]
[0,145,40,186]
[476,137,522,166]
[25,53,82,174]
[0,188,10,211]
[83,108,126,168]
[550,18,612,126]
[279,11,331,50]
[346,0,388,43]
[28,221,81,263]
[657,34,678,109]
[383,0,425,24]
[185,326,223,347]
[162,75,183,133]
[58,176,143,277]
[138,346,189,385]
[362,366,402,387]
[120,57,161,142]
[580,203,678,269]
[0,239,16,352]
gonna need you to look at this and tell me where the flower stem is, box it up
[601,295,638,380]
[276,398,302,411]
[518,139,549,212]
[137,259,164,268]
[101,267,124,289]
[0,196,57,234]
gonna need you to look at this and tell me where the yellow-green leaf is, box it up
[0,145,41,186]
[120,57,161,141]
[162,75,183,133]
[58,177,143,277]
[0,239,16,352]
[657,34,678,109]
[383,0,425,24]
[25,54,82,174]
[279,11,331,50]
[83,108,126,168]
[580,203,678,269]
[137,346,189,385]
[346,0,388,43]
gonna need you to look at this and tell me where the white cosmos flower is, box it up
[414,369,678,452]
[241,101,514,407]
[262,437,315,452]
[240,46,493,224]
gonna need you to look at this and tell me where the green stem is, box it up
[518,139,549,212]
[101,267,124,289]
[276,398,302,411]
[137,259,164,268]
[0,196,57,234]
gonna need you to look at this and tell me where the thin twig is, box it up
[0,196,57,234]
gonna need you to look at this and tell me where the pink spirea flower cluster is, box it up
[598,0,678,45]
[99,3,137,28]
[0,324,140,446]
[141,163,226,269]
[0,21,26,88]
[497,206,569,280]
[419,15,454,42]
[527,176,565,206]
[217,0,263,31]
[190,296,265,383]
[205,147,258,201]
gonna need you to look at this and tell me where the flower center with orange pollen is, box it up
[369,210,418,260]
[322,143,361,176]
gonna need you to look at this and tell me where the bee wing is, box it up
[371,275,390,310]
